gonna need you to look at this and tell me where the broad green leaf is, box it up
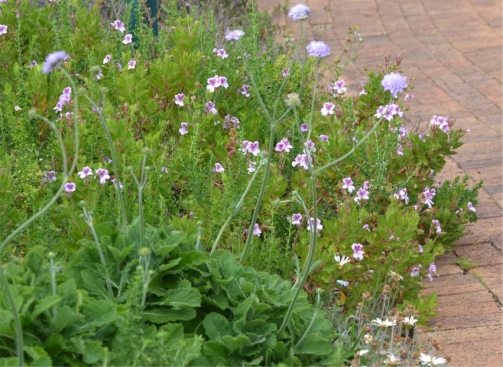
[33,295,62,318]
[80,269,108,298]
[202,294,229,310]
[164,288,201,309]
[202,341,229,366]
[220,334,250,353]
[203,313,231,340]
[0,358,18,367]
[24,346,52,367]
[80,300,116,332]
[158,257,182,272]
[53,305,80,333]
[294,333,334,355]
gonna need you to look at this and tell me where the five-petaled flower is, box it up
[103,54,111,64]
[122,34,133,44]
[432,219,442,233]
[329,80,347,94]
[128,60,136,69]
[213,48,228,59]
[423,187,436,208]
[253,223,261,236]
[467,202,476,212]
[110,19,125,33]
[354,188,369,203]
[64,182,76,193]
[78,167,93,179]
[247,162,256,174]
[292,154,309,170]
[0,25,8,35]
[212,163,225,173]
[352,243,365,260]
[275,138,293,152]
[96,168,110,184]
[381,72,408,98]
[410,265,421,277]
[319,134,329,142]
[342,177,355,193]
[320,102,335,116]
[179,122,188,135]
[237,84,250,97]
[174,93,184,106]
[307,217,323,232]
[290,213,302,226]
[43,170,57,182]
[205,101,217,115]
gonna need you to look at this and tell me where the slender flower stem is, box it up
[82,207,115,301]
[211,161,264,255]
[294,292,322,349]
[84,90,128,233]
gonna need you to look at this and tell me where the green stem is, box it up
[294,292,321,349]
[211,161,263,255]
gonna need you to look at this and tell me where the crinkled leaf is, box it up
[143,307,196,323]
[53,305,80,333]
[33,295,62,318]
[164,288,201,309]
[202,313,231,340]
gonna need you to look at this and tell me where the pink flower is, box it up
[237,84,250,97]
[275,138,293,153]
[122,34,133,44]
[432,219,442,233]
[354,188,369,203]
[329,80,347,94]
[64,182,76,192]
[212,163,225,173]
[253,223,261,236]
[319,134,329,142]
[179,122,188,135]
[213,48,228,59]
[205,101,217,115]
[292,154,309,170]
[351,243,365,260]
[393,188,409,204]
[321,102,335,116]
[300,123,309,132]
[96,168,110,184]
[290,213,302,226]
[423,187,436,208]
[410,266,421,277]
[363,224,370,232]
[225,29,245,41]
[0,25,7,36]
[78,167,93,179]
[467,202,476,212]
[110,20,126,33]
[247,162,256,174]
[43,170,57,182]
[427,262,437,281]
[282,68,290,77]
[174,93,184,106]
[248,141,260,156]
[103,54,111,64]
[127,60,136,69]
[342,177,355,193]
[307,217,323,232]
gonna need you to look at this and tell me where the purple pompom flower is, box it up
[381,72,408,98]
[288,3,311,21]
[306,41,330,58]
[42,51,69,74]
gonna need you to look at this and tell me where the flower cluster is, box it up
[225,29,244,41]
[213,48,228,59]
[393,188,409,204]
[241,141,260,156]
[54,87,72,112]
[328,80,347,94]
[207,75,229,92]
[288,3,311,21]
[78,166,111,185]
[430,115,450,132]
[374,103,403,121]
[423,187,436,208]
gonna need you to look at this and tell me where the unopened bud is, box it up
[285,93,301,107]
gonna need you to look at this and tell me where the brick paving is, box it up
[256,0,502,365]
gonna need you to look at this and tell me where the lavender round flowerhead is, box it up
[306,41,330,58]
[381,72,408,98]
[43,51,69,74]
[289,3,311,21]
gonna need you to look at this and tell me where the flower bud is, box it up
[285,93,301,107]
[139,247,150,256]
[47,252,56,259]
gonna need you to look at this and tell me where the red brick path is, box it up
[256,1,502,365]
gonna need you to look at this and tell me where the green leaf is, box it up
[80,269,108,298]
[158,257,182,272]
[80,300,116,332]
[202,341,229,366]
[24,346,52,367]
[0,358,19,367]
[164,288,201,309]
[53,306,80,333]
[202,294,229,310]
[294,333,334,355]
[220,334,250,353]
[143,308,196,323]
[33,295,62,318]
[203,313,231,340]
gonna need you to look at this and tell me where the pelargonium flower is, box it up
[205,101,217,115]
[320,102,335,116]
[78,167,93,179]
[336,280,349,287]
[418,244,423,253]
[225,29,244,41]
[381,72,408,98]
[64,182,76,193]
[306,41,330,58]
[179,122,188,135]
[213,48,228,59]
[161,167,168,174]
[374,103,403,121]
[212,163,224,173]
[122,34,133,44]
[29,61,38,68]
[431,115,450,132]
[174,93,184,106]
[103,54,111,64]
[300,123,309,132]
[248,141,260,156]
[275,138,293,152]
[363,224,370,232]
[329,80,347,94]
[42,51,69,74]
[0,25,8,35]
[253,223,262,236]
[43,170,57,182]
[247,161,256,174]
[207,75,221,92]
[423,187,436,208]
[292,154,309,170]
[103,156,112,164]
[410,266,421,277]
[352,243,365,260]
[404,94,415,101]
[467,202,476,212]
[393,188,409,204]
[432,219,442,233]
[396,143,404,156]
[281,68,290,77]
[427,262,437,281]
[237,84,250,97]
[290,213,302,226]
[111,178,123,190]
[110,19,126,33]
[342,177,355,193]
[288,3,311,21]
[307,217,323,232]
[319,134,329,142]
[218,76,229,89]
[95,168,110,184]
[127,60,136,69]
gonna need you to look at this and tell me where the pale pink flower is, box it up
[290,213,302,226]
[342,177,355,193]
[78,167,93,179]
[320,102,335,116]
[212,163,224,173]
[253,223,261,236]
[64,182,76,192]
[103,54,111,64]
[352,243,365,260]
[110,20,126,33]
[122,34,133,44]
[179,122,188,135]
[307,217,323,232]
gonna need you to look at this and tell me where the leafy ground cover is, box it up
[0,0,480,365]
